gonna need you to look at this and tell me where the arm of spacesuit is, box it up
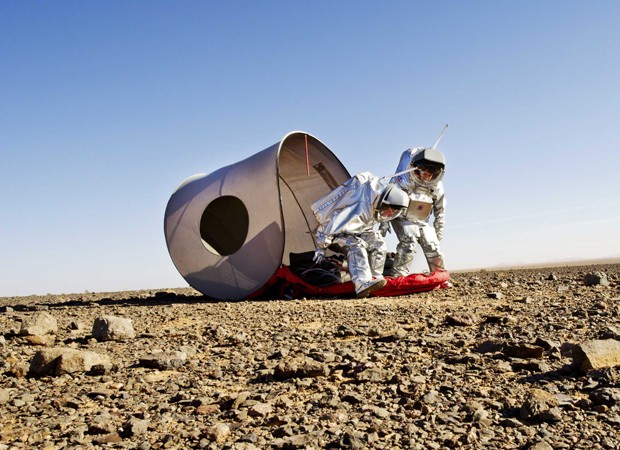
[378,221,391,236]
[315,225,333,249]
[313,225,333,264]
[390,149,415,190]
[432,184,446,240]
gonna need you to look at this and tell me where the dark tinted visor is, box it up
[414,163,443,175]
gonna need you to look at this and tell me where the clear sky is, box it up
[2,1,619,297]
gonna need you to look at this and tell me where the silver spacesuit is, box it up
[389,147,446,276]
[311,172,409,297]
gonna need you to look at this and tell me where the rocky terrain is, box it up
[1,263,619,450]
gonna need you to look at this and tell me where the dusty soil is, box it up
[1,263,619,449]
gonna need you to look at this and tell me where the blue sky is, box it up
[2,1,619,297]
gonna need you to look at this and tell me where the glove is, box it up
[313,248,326,264]
[435,228,444,241]
[378,221,391,237]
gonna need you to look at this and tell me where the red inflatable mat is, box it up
[247,265,450,300]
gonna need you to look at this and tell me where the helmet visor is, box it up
[412,163,443,183]
[377,205,404,222]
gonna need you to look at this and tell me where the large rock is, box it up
[583,272,610,286]
[29,348,113,376]
[590,388,620,406]
[520,389,561,422]
[19,312,58,336]
[273,357,329,380]
[138,351,187,370]
[92,315,135,341]
[572,339,620,372]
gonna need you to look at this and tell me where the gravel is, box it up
[1,263,619,449]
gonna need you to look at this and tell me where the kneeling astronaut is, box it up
[388,147,447,276]
[311,172,409,298]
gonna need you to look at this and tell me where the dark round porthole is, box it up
[200,196,249,256]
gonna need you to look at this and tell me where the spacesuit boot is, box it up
[356,278,387,298]
[427,255,452,287]
[427,255,445,273]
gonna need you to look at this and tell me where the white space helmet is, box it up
[410,148,445,187]
[375,184,409,222]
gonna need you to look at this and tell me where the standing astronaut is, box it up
[311,172,409,298]
[388,147,447,276]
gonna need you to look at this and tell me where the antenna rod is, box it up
[381,124,449,181]
[381,166,416,181]
[432,124,448,149]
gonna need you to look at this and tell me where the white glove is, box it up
[379,221,391,237]
[435,227,444,241]
[313,248,326,264]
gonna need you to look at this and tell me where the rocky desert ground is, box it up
[1,263,619,450]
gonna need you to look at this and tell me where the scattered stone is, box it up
[19,312,58,336]
[0,389,10,404]
[354,367,386,382]
[123,417,150,436]
[248,402,273,417]
[68,320,85,331]
[195,404,220,415]
[590,388,620,406]
[503,344,545,359]
[92,315,136,341]
[205,423,230,444]
[520,389,561,422]
[446,313,477,326]
[572,339,620,372]
[583,272,610,286]
[511,360,551,372]
[24,334,56,346]
[138,351,187,370]
[494,360,513,373]
[92,433,123,444]
[534,337,561,351]
[273,357,329,380]
[88,420,116,435]
[7,363,28,378]
[487,292,503,299]
[229,331,249,345]
[2,264,620,449]
[600,325,620,340]
[372,327,408,342]
[29,347,113,376]
[528,441,554,450]
[475,339,504,354]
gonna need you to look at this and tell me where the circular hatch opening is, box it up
[200,196,249,256]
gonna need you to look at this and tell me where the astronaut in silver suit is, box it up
[389,147,447,276]
[311,172,409,298]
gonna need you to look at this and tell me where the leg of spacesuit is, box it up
[362,230,387,278]
[390,217,419,277]
[418,224,445,272]
[333,234,387,297]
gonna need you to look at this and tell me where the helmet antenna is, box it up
[380,124,449,181]
[432,124,448,149]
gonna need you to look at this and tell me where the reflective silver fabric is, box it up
[312,172,387,294]
[333,231,386,294]
[312,172,386,249]
[391,148,446,275]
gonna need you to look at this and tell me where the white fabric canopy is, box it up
[164,131,350,300]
